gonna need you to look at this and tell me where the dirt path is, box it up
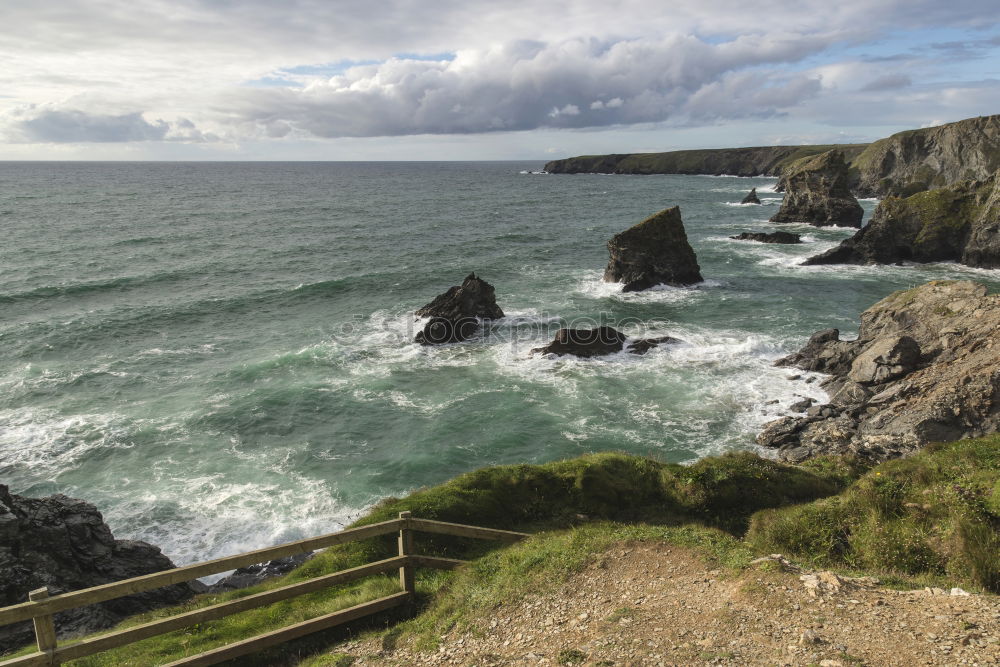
[329,542,1000,666]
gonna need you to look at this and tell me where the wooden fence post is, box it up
[28,587,57,665]
[397,512,415,597]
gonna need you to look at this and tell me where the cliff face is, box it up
[804,171,1000,269]
[768,150,864,227]
[852,115,1000,197]
[544,144,869,176]
[758,281,1000,463]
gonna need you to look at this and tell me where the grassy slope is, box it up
[15,437,999,665]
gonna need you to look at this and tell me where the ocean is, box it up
[2,160,998,566]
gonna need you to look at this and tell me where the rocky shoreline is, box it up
[758,281,1000,463]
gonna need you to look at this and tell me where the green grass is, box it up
[13,436,1000,665]
[748,435,1000,591]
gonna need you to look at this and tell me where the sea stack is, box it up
[805,171,1000,269]
[770,150,864,227]
[415,273,504,345]
[604,207,703,292]
[740,188,761,205]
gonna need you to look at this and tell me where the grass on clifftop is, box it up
[20,437,1000,665]
[748,434,1000,591]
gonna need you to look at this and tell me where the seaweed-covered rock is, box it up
[759,281,1000,463]
[770,151,863,227]
[0,487,197,651]
[730,232,801,244]
[604,207,702,292]
[415,273,504,345]
[740,188,762,205]
[531,327,628,358]
[804,171,1000,269]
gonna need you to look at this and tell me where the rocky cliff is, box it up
[0,486,197,651]
[543,144,869,176]
[805,171,1000,268]
[769,150,864,227]
[852,115,1000,197]
[757,281,1000,463]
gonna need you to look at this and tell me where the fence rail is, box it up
[0,513,528,667]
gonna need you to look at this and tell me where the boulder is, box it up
[758,281,1000,462]
[770,150,864,227]
[804,171,1000,269]
[532,327,628,358]
[603,207,703,292]
[740,188,762,205]
[0,486,197,651]
[415,273,504,345]
[730,232,801,244]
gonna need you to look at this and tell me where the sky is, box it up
[0,0,998,161]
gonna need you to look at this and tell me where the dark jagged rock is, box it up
[0,486,197,651]
[626,335,683,355]
[770,150,864,227]
[758,281,1000,463]
[531,327,628,358]
[853,114,1000,197]
[740,188,762,205]
[730,232,801,244]
[604,207,703,292]
[415,273,504,345]
[543,144,869,177]
[208,553,313,593]
[805,171,1000,269]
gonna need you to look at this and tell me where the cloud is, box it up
[859,73,913,91]
[224,34,831,138]
[1,107,217,143]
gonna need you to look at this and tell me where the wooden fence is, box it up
[0,512,527,666]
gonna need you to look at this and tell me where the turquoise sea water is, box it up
[1,161,998,565]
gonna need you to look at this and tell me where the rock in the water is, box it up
[805,170,1000,269]
[740,188,762,205]
[209,552,314,593]
[603,207,703,292]
[730,231,801,244]
[758,281,1000,462]
[532,327,627,358]
[0,486,197,651]
[626,335,683,355]
[415,273,504,345]
[770,150,863,227]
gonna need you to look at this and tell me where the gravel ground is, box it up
[326,542,1000,666]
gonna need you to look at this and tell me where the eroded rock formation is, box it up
[770,151,864,227]
[757,281,1000,463]
[740,188,762,205]
[604,207,702,292]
